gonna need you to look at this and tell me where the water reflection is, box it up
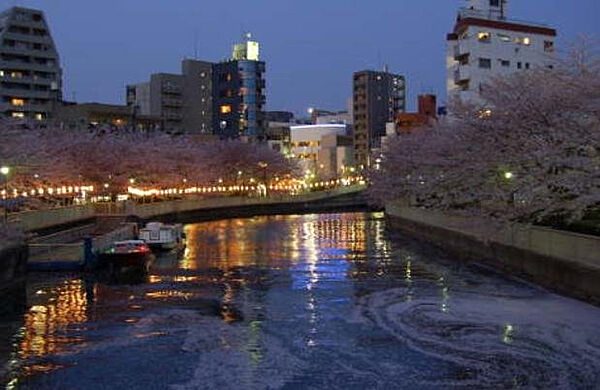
[2,212,600,389]
[20,278,88,359]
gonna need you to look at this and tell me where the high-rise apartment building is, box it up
[213,35,266,139]
[0,7,62,121]
[126,59,212,133]
[127,36,264,138]
[446,0,556,103]
[352,70,405,168]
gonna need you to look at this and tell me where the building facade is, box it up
[352,70,405,168]
[446,0,557,103]
[126,59,212,134]
[55,102,161,131]
[213,36,266,139]
[0,7,62,121]
[290,124,349,174]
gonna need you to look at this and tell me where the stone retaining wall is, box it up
[385,201,600,304]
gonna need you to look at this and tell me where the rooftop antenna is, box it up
[383,63,389,73]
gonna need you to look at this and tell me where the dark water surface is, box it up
[2,212,600,389]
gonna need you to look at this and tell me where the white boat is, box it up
[138,222,185,251]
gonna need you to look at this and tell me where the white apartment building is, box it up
[290,124,348,172]
[446,0,557,103]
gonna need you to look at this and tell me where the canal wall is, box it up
[123,186,370,223]
[0,241,28,292]
[8,186,367,233]
[385,201,600,304]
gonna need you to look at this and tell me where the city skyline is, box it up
[6,0,600,115]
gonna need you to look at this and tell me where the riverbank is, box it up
[385,201,600,305]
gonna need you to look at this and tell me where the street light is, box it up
[504,172,514,180]
[1,166,10,224]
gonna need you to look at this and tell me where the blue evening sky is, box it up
[7,0,600,115]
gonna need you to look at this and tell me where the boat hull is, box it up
[97,252,153,270]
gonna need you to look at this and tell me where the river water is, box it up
[1,212,600,389]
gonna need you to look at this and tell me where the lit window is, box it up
[34,113,44,121]
[544,41,554,52]
[498,34,511,42]
[0,70,3,76]
[11,98,25,106]
[220,105,232,114]
[478,32,491,42]
[200,72,206,77]
[11,112,24,118]
[523,37,531,45]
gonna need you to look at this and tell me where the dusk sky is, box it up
[8,0,600,115]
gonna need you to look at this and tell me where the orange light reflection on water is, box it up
[19,279,88,360]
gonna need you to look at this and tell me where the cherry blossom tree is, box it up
[0,124,298,198]
[370,38,600,223]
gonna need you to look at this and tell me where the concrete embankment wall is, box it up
[0,241,28,292]
[9,186,367,233]
[385,202,600,304]
[10,205,96,233]
[100,185,369,222]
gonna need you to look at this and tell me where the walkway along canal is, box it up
[2,212,600,389]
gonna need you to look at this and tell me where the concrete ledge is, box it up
[385,202,600,304]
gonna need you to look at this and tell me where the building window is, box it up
[498,34,511,42]
[478,32,491,42]
[11,98,24,106]
[200,72,206,77]
[11,112,24,118]
[220,105,232,114]
[500,60,510,67]
[525,63,530,69]
[544,41,554,52]
[479,58,492,69]
[35,113,44,121]
[517,62,522,69]
[515,37,531,45]
[490,0,500,6]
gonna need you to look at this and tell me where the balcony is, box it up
[162,98,182,107]
[162,85,182,94]
[454,66,470,85]
[2,32,53,45]
[0,60,58,72]
[163,112,183,121]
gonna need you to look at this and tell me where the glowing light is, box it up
[504,172,513,179]
[0,166,9,175]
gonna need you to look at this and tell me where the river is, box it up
[2,212,600,389]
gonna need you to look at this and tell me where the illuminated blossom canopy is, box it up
[0,127,298,193]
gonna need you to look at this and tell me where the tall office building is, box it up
[0,7,62,121]
[446,0,557,103]
[213,35,266,139]
[352,70,405,168]
[126,59,212,133]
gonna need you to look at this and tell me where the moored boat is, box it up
[98,240,154,271]
[139,222,185,251]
